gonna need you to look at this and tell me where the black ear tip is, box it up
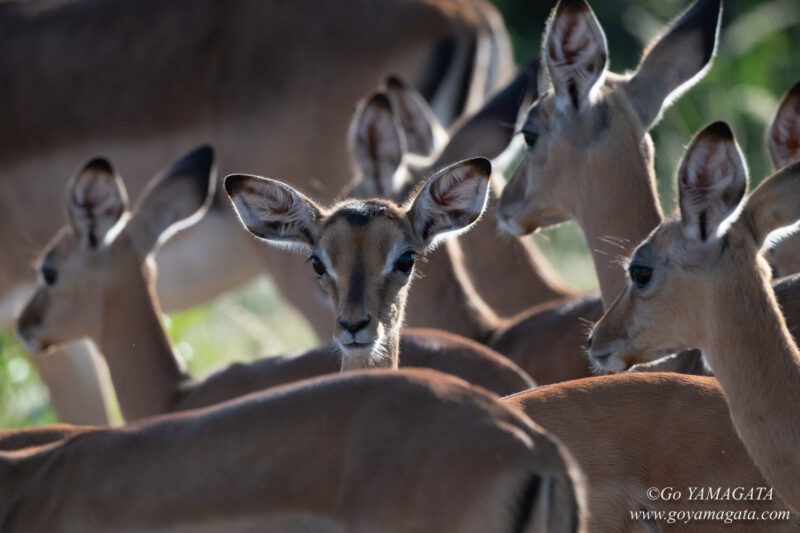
[83,157,114,175]
[466,157,492,177]
[223,174,246,197]
[786,80,800,100]
[555,0,591,15]
[384,75,407,91]
[700,121,734,142]
[368,92,392,111]
[170,145,215,178]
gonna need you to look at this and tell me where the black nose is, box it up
[339,316,371,334]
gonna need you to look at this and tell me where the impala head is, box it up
[588,122,800,371]
[763,81,800,278]
[346,65,534,202]
[16,147,215,351]
[225,158,491,368]
[497,0,721,234]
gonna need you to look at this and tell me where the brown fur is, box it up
[0,0,513,424]
[17,154,534,421]
[497,0,721,309]
[506,373,799,531]
[0,369,585,532]
[589,123,800,511]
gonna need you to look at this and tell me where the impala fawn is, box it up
[226,158,495,371]
[0,0,514,425]
[0,369,584,532]
[589,121,800,512]
[16,148,533,421]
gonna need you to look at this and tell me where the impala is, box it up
[764,81,800,278]
[0,369,585,532]
[226,158,497,371]
[0,0,513,424]
[498,0,721,308]
[506,373,799,531]
[16,148,533,421]
[348,84,597,383]
[589,121,800,511]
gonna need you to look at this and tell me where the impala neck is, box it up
[405,239,498,341]
[575,138,663,309]
[99,256,190,421]
[459,178,572,313]
[706,262,800,509]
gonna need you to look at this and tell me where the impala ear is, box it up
[349,92,406,198]
[67,157,128,249]
[678,122,747,243]
[225,174,322,252]
[408,158,491,249]
[384,75,444,157]
[126,145,216,255]
[768,81,800,170]
[743,161,800,248]
[544,0,608,112]
[433,59,538,167]
[626,0,721,130]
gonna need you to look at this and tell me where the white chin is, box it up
[591,356,628,374]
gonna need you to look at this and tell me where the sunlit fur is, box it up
[226,159,491,372]
[588,123,800,510]
[497,0,721,308]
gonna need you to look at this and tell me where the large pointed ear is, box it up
[678,122,748,243]
[433,59,538,167]
[544,0,608,112]
[126,145,215,255]
[67,157,129,249]
[626,0,721,131]
[408,158,491,248]
[742,161,800,248]
[349,93,406,198]
[225,174,322,252]
[384,75,445,157]
[768,81,800,170]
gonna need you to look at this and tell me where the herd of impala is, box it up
[2,0,800,530]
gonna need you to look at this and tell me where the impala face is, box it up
[588,122,756,372]
[16,148,215,352]
[226,158,492,369]
[497,0,720,235]
[309,199,420,362]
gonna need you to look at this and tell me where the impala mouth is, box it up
[498,214,538,236]
[588,348,628,374]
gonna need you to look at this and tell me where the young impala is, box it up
[0,369,585,532]
[589,121,800,512]
[498,0,721,308]
[348,85,597,383]
[16,148,533,421]
[0,0,514,425]
[226,158,495,371]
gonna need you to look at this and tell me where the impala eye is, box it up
[394,251,415,275]
[522,131,539,147]
[629,264,652,289]
[41,265,58,286]
[309,255,327,276]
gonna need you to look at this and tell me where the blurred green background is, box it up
[1,0,797,428]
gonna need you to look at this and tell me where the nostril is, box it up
[340,316,371,334]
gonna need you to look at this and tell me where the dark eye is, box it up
[394,251,415,274]
[41,265,58,286]
[309,255,327,276]
[629,264,652,289]
[523,131,539,147]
